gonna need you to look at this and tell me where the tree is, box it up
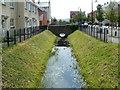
[105,2,118,26]
[70,11,87,23]
[51,17,57,24]
[59,19,62,23]
[105,2,118,37]
[86,14,95,24]
[96,4,104,24]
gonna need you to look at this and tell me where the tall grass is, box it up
[2,30,56,88]
[68,30,119,88]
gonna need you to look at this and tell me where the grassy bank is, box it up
[2,30,56,88]
[68,30,119,88]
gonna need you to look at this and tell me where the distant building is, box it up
[37,0,51,25]
[102,1,118,12]
[102,1,120,26]
[38,8,47,25]
[70,11,80,19]
[87,11,97,23]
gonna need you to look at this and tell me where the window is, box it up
[10,0,14,8]
[28,3,31,11]
[35,7,37,14]
[27,21,29,27]
[2,20,6,29]
[32,5,34,12]
[24,0,27,9]
[10,19,14,28]
[29,19,31,26]
[31,4,33,11]
[34,6,35,13]
[27,2,29,10]
[1,0,6,5]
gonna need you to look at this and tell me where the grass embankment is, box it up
[2,30,56,88]
[68,30,119,88]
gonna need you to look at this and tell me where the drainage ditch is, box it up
[40,38,87,88]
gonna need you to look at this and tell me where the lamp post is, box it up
[91,0,94,36]
[91,0,98,36]
[91,0,94,25]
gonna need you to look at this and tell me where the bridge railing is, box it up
[79,24,120,43]
[2,25,47,47]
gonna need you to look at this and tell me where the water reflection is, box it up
[40,46,87,88]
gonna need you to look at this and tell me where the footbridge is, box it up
[48,25,77,38]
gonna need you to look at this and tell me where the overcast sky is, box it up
[36,0,119,19]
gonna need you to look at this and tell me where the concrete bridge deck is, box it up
[48,25,77,38]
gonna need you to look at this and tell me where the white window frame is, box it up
[28,3,31,11]
[26,2,29,10]
[35,7,37,14]
[10,18,14,28]
[1,0,6,5]
[10,0,14,8]
[24,0,27,9]
[32,5,34,12]
[30,4,33,11]
[2,19,6,29]
[34,6,35,13]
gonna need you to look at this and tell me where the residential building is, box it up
[0,0,39,37]
[37,0,51,25]
[102,1,118,12]
[70,11,86,23]
[0,0,18,37]
[87,11,97,23]
[38,8,47,25]
[102,1,120,26]
[19,0,39,28]
[70,11,80,19]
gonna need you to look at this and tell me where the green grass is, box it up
[2,30,56,88]
[68,30,119,88]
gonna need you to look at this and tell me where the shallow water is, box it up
[40,46,87,88]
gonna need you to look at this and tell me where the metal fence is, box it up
[79,24,120,43]
[2,25,47,47]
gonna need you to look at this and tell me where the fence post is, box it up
[32,27,33,36]
[24,28,26,40]
[30,27,32,37]
[100,29,102,40]
[91,26,92,36]
[87,26,88,34]
[19,28,21,42]
[96,28,98,39]
[27,28,29,39]
[106,29,108,43]
[30,27,31,37]
[104,28,106,42]
[14,29,16,44]
[7,30,10,47]
[95,27,96,38]
[32,27,35,35]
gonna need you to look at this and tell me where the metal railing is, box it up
[79,24,120,43]
[2,25,47,47]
